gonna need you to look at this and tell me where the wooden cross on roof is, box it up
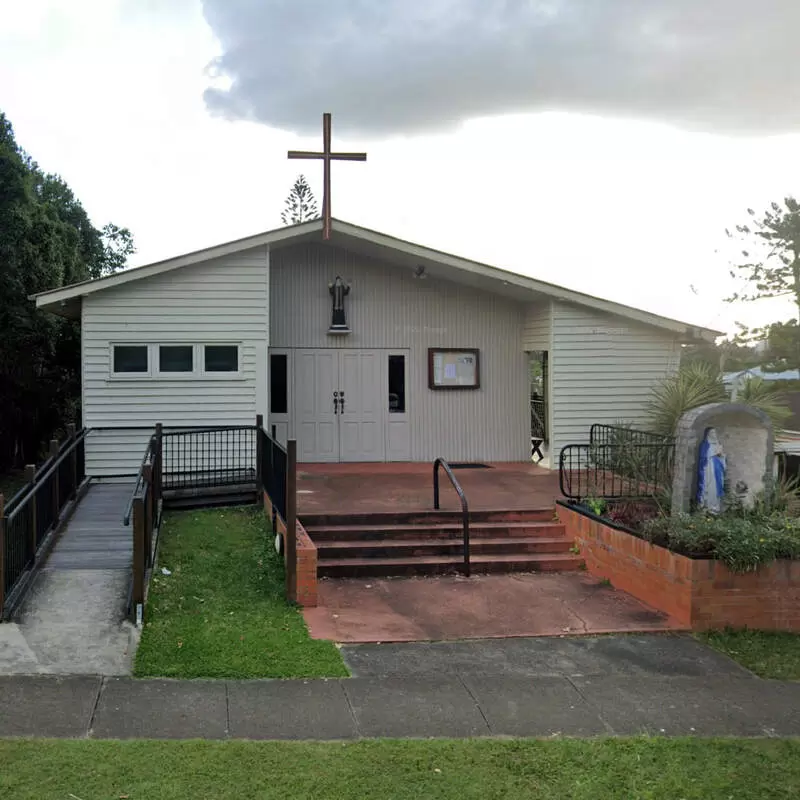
[287,113,367,240]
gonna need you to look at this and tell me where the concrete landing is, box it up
[0,483,137,675]
[304,572,684,643]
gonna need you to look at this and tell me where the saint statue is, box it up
[696,427,726,514]
[329,275,350,331]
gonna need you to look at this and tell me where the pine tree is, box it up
[281,174,319,225]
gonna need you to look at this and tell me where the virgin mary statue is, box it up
[696,427,726,514]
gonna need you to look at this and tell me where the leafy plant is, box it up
[641,511,800,572]
[585,496,607,516]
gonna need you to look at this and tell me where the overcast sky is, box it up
[3,1,800,335]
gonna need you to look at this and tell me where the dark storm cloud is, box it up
[201,1,800,136]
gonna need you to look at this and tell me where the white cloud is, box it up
[202,0,800,136]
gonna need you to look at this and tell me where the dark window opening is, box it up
[270,354,288,414]
[159,345,193,372]
[389,355,406,413]
[205,345,238,373]
[114,345,148,373]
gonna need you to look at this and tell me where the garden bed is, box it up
[556,501,800,632]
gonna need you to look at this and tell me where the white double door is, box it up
[296,349,390,462]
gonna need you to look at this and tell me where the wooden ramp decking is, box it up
[46,483,133,570]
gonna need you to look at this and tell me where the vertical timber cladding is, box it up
[269,242,529,462]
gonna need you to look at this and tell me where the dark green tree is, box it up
[0,111,135,471]
[281,174,318,225]
[727,197,800,377]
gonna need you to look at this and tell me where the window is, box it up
[388,354,406,413]
[204,345,239,373]
[113,345,148,374]
[159,345,193,373]
[270,354,288,414]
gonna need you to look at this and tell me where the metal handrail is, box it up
[5,428,91,522]
[433,457,471,577]
[5,428,89,515]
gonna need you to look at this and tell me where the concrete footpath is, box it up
[0,635,798,740]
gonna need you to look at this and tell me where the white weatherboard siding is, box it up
[83,247,269,476]
[548,300,681,459]
[270,243,529,462]
[522,303,551,352]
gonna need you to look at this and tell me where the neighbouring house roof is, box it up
[32,217,722,340]
[723,367,800,385]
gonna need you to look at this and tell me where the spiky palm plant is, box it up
[736,376,792,431]
[646,363,792,436]
[646,362,727,436]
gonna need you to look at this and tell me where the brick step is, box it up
[318,552,584,578]
[316,536,574,559]
[305,521,566,542]
[300,508,555,528]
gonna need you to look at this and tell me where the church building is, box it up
[33,216,719,477]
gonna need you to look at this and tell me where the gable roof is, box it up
[33,217,721,340]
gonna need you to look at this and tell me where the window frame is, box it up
[110,343,151,379]
[201,343,242,377]
[156,343,195,377]
[108,342,245,380]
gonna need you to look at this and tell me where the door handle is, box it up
[340,391,345,413]
[333,391,340,415]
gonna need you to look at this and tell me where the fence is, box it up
[160,426,257,493]
[260,426,288,522]
[0,426,88,618]
[257,423,297,601]
[560,424,675,502]
[126,432,163,622]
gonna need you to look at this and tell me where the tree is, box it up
[0,110,135,470]
[281,174,318,225]
[727,197,800,376]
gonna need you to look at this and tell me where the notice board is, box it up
[428,348,480,390]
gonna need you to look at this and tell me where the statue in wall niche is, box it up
[329,275,350,331]
[696,427,727,514]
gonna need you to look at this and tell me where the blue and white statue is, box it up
[696,427,726,513]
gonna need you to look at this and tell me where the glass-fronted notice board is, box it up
[428,348,480,390]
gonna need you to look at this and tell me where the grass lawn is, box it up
[134,506,347,679]
[698,629,800,680]
[2,738,799,799]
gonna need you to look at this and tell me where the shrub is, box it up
[641,511,800,572]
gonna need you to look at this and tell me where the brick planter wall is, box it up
[263,491,318,607]
[557,501,800,631]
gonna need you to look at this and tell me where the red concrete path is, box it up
[303,573,685,643]
[297,462,561,514]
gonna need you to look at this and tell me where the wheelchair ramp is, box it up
[0,483,137,675]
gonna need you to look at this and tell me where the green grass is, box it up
[1,738,799,799]
[134,507,347,679]
[698,629,800,680]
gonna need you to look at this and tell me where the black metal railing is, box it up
[560,425,675,503]
[260,427,288,522]
[124,430,163,622]
[433,457,471,577]
[1,427,88,618]
[590,423,674,450]
[161,426,257,492]
[531,397,547,440]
